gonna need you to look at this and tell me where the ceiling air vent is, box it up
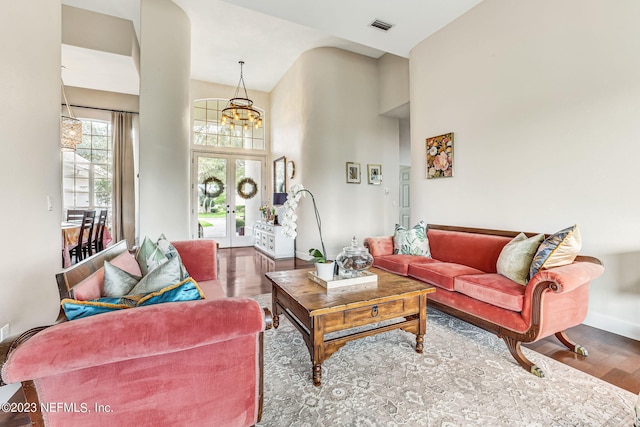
[369,19,393,32]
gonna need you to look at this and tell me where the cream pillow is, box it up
[497,233,545,285]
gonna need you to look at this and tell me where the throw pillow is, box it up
[127,256,183,295]
[137,277,204,307]
[393,220,431,256]
[61,278,203,320]
[103,261,141,297]
[157,234,189,280]
[496,233,545,285]
[529,225,582,279]
[136,236,169,276]
[61,295,140,321]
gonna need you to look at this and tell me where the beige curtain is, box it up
[111,112,135,247]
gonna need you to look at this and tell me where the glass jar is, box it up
[335,236,374,278]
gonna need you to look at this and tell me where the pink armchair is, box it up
[1,239,271,427]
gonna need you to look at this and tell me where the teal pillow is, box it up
[136,236,168,276]
[156,234,189,280]
[137,278,204,307]
[61,278,204,320]
[61,295,140,321]
[127,256,183,295]
[103,261,141,297]
[529,225,582,279]
[393,221,431,256]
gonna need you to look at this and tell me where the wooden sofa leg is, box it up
[501,336,545,378]
[555,331,589,356]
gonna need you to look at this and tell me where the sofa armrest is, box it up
[364,236,394,257]
[1,298,263,384]
[526,260,605,296]
[172,239,218,281]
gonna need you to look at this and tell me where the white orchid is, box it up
[279,184,327,260]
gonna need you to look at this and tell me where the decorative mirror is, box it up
[273,156,286,193]
[286,160,296,179]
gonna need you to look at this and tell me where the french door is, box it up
[193,153,264,247]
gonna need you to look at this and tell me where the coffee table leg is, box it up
[313,364,322,386]
[272,293,280,329]
[416,334,424,353]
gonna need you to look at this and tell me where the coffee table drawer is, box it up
[323,296,419,332]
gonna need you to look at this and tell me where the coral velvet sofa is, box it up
[0,240,272,427]
[364,224,604,377]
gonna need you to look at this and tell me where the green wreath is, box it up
[203,176,224,198]
[237,177,258,200]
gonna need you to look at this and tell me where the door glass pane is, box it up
[235,159,261,240]
[198,157,227,239]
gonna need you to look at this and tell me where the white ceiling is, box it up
[61,0,483,94]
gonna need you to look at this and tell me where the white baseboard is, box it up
[583,312,640,341]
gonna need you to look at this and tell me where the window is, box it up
[193,99,265,150]
[62,119,112,212]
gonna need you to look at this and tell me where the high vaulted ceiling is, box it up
[61,0,483,94]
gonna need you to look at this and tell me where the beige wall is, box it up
[138,0,191,240]
[378,53,410,116]
[271,47,400,259]
[410,0,640,339]
[0,0,63,400]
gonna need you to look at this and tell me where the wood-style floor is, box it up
[2,247,638,426]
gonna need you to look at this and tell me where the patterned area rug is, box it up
[253,294,636,426]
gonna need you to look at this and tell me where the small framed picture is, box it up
[346,162,361,184]
[426,132,454,179]
[367,164,382,185]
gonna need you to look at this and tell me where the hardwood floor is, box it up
[2,247,638,426]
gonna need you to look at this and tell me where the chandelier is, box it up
[60,77,82,151]
[221,61,263,130]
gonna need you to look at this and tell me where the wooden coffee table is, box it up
[265,267,436,386]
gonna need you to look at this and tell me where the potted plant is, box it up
[309,248,334,281]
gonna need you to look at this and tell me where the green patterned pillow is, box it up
[128,256,183,295]
[156,234,189,280]
[393,221,431,256]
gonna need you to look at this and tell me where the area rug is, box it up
[252,294,636,426]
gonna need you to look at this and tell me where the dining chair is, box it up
[66,209,85,222]
[68,210,96,263]
[91,210,109,253]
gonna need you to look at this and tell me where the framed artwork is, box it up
[346,162,361,184]
[426,132,454,179]
[273,156,286,193]
[367,164,382,185]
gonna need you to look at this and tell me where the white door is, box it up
[399,166,411,228]
[193,153,264,247]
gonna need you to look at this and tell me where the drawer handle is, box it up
[371,305,379,317]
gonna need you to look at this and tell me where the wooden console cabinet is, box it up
[254,221,294,259]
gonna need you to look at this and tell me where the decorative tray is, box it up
[307,270,378,290]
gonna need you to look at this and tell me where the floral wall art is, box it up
[426,132,454,179]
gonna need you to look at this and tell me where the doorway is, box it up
[193,153,264,247]
[399,166,411,229]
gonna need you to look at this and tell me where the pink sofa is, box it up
[1,240,271,427]
[364,224,605,377]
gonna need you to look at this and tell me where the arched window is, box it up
[193,98,265,150]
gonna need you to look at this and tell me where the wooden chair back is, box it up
[94,210,108,252]
[66,209,85,222]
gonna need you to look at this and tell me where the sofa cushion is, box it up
[529,225,582,279]
[408,262,484,291]
[427,229,512,273]
[393,221,431,256]
[496,233,545,285]
[454,274,525,312]
[373,255,436,276]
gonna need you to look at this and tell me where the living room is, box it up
[1,0,639,425]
